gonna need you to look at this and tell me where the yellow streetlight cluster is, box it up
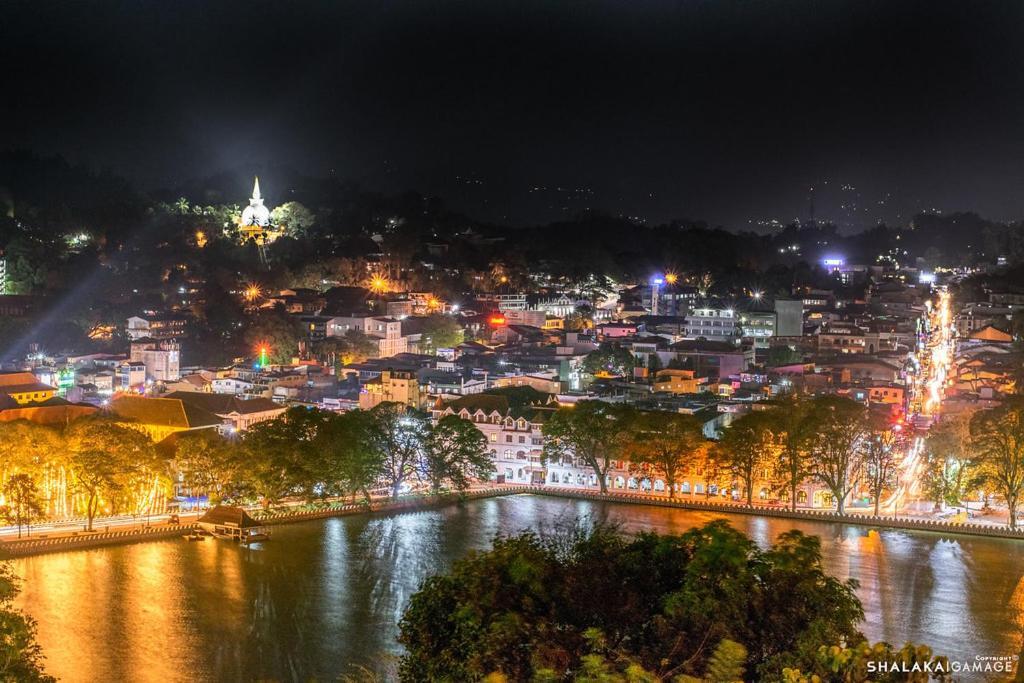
[243,283,262,302]
[367,272,392,295]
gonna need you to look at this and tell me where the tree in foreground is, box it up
[318,411,384,503]
[767,394,813,511]
[65,419,154,531]
[717,410,776,505]
[543,401,631,493]
[398,520,888,681]
[922,412,980,511]
[804,396,869,514]
[367,404,431,498]
[863,414,900,517]
[1,474,44,539]
[970,398,1024,528]
[423,415,493,493]
[172,430,238,508]
[238,408,330,507]
[0,563,55,682]
[626,411,705,499]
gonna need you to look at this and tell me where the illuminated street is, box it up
[891,288,957,513]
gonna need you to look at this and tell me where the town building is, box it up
[816,321,867,354]
[129,338,181,382]
[0,371,56,404]
[164,392,286,434]
[774,299,804,336]
[432,387,557,485]
[327,315,408,357]
[685,305,739,342]
[125,313,189,341]
[652,369,704,394]
[358,369,424,410]
[108,394,222,442]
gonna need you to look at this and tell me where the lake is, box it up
[14,494,1024,681]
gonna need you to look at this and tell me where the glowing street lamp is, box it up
[256,344,270,369]
[367,273,391,295]
[664,272,678,285]
[243,283,262,302]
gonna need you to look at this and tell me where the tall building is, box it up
[129,338,181,382]
[774,299,804,337]
[685,305,739,343]
[739,311,777,348]
[358,369,423,410]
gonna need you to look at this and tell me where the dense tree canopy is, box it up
[398,520,891,682]
[0,563,55,682]
[543,401,632,493]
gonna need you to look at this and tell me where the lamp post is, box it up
[894,473,900,520]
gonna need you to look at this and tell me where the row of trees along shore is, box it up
[0,403,493,534]
[543,394,1024,527]
[1,392,1023,531]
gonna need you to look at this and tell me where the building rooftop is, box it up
[109,395,222,429]
[164,392,282,416]
[198,505,262,529]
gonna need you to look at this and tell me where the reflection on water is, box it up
[14,495,1024,682]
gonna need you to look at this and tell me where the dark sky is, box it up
[4,0,1024,229]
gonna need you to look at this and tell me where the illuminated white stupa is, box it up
[241,177,271,228]
[238,176,280,245]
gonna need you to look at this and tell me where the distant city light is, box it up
[823,257,845,267]
[919,272,936,284]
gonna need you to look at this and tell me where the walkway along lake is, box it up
[14,494,1024,682]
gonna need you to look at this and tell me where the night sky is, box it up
[4,0,1024,229]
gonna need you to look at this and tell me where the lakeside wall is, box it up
[0,487,532,558]
[532,486,1024,541]
[4,484,1022,557]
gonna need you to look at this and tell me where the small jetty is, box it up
[196,506,270,544]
